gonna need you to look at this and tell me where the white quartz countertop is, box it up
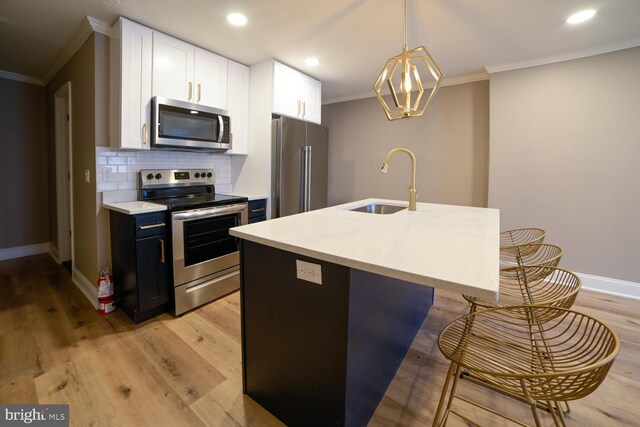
[230,198,500,300]
[102,201,167,215]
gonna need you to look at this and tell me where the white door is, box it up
[226,60,249,154]
[54,82,73,264]
[119,18,152,149]
[272,61,302,118]
[194,48,228,108]
[299,75,322,124]
[152,32,194,102]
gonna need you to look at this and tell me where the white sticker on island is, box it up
[296,260,323,285]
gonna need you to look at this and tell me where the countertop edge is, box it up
[231,229,499,300]
[102,202,167,215]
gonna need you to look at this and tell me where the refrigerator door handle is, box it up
[306,146,312,211]
[300,146,309,212]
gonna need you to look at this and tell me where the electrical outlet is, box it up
[102,166,112,182]
[84,170,91,183]
[296,260,322,285]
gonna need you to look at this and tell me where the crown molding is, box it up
[0,69,44,86]
[41,16,110,85]
[486,38,640,74]
[322,71,489,105]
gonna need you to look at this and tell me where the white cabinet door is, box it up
[152,32,194,102]
[299,74,321,124]
[272,61,302,118]
[272,61,322,124]
[111,17,153,150]
[226,60,249,155]
[194,48,228,109]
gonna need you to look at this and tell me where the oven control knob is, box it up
[195,172,200,178]
[155,173,162,180]
[201,171,206,178]
[146,173,154,180]
[207,172,213,178]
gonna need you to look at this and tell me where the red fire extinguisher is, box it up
[98,267,115,315]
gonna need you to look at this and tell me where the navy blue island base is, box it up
[240,240,434,426]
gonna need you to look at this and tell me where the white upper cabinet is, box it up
[152,32,194,102]
[194,48,228,108]
[272,61,321,124]
[152,32,228,109]
[110,17,153,150]
[298,73,321,124]
[226,60,250,155]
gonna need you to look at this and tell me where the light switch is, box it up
[296,260,322,285]
[84,170,91,183]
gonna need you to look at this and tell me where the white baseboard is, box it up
[0,243,49,261]
[576,272,640,300]
[49,243,61,264]
[72,268,99,309]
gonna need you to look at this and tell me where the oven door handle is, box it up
[172,203,247,221]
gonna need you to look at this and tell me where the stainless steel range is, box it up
[139,169,248,315]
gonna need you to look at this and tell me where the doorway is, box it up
[54,82,73,269]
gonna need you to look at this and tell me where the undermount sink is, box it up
[349,203,406,214]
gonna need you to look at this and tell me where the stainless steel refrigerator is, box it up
[271,117,329,218]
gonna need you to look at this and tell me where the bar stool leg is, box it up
[432,363,463,427]
[520,379,542,427]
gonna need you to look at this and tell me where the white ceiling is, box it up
[1,0,640,103]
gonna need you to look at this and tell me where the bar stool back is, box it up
[464,266,581,316]
[500,243,563,272]
[433,306,620,427]
[501,228,546,257]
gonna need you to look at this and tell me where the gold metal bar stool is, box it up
[501,228,546,253]
[461,265,581,414]
[433,306,620,427]
[500,243,563,271]
[463,266,580,313]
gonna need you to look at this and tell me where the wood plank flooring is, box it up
[1,254,638,426]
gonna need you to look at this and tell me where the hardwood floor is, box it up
[1,254,638,426]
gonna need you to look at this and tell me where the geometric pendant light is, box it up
[373,0,443,121]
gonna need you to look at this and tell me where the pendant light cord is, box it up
[404,0,408,49]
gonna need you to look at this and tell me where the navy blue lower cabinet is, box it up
[248,198,267,223]
[240,240,434,426]
[110,211,170,323]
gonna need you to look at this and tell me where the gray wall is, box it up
[0,78,49,249]
[323,81,490,208]
[489,47,640,283]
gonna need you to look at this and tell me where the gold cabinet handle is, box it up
[160,239,165,264]
[230,133,233,151]
[250,208,265,213]
[138,223,166,230]
[143,123,148,145]
[188,81,193,100]
[197,83,202,103]
[302,101,306,117]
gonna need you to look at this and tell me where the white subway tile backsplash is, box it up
[107,157,126,165]
[118,181,136,190]
[97,149,233,203]
[98,182,118,192]
[102,190,137,204]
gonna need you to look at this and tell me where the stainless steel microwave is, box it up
[151,96,231,153]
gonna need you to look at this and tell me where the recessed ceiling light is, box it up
[566,9,596,25]
[305,57,320,67]
[227,13,247,26]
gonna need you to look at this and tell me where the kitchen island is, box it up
[230,199,499,426]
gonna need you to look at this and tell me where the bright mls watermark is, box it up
[1,405,68,426]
